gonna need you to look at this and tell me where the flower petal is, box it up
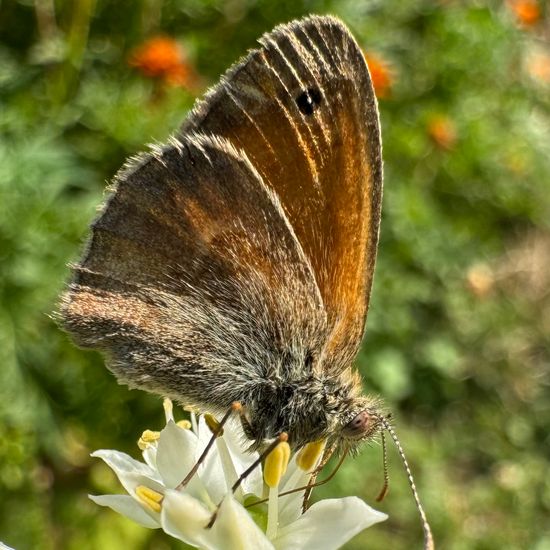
[0,542,15,550]
[274,497,387,550]
[161,489,214,548]
[142,445,158,470]
[90,494,160,528]
[194,417,228,502]
[156,420,198,488]
[218,419,263,497]
[91,449,164,498]
[209,495,274,550]
[155,422,213,508]
[92,449,158,479]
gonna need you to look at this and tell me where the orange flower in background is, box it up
[363,52,393,98]
[129,36,199,89]
[427,115,457,150]
[508,0,541,27]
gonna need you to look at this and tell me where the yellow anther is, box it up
[135,485,163,513]
[141,430,161,442]
[264,441,291,488]
[204,413,223,436]
[176,419,192,430]
[137,429,161,450]
[296,440,326,472]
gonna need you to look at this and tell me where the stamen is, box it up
[266,486,279,539]
[205,413,224,436]
[232,433,288,495]
[177,419,192,430]
[264,440,291,488]
[135,485,163,513]
[183,404,201,432]
[296,439,326,472]
[264,439,290,540]
[137,429,160,450]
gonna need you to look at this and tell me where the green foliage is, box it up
[1,0,550,548]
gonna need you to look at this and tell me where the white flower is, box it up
[91,400,387,549]
[0,542,16,550]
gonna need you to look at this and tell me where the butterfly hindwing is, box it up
[62,134,326,410]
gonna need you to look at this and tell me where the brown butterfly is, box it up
[60,15,432,547]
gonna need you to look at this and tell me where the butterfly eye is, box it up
[295,87,322,115]
[342,410,373,439]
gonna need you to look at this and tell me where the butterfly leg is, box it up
[177,402,242,490]
[236,405,256,441]
[302,444,336,512]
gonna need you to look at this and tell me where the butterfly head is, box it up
[236,369,384,453]
[341,403,384,442]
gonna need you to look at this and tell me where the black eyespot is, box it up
[295,88,322,115]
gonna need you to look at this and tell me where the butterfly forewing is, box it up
[182,16,383,363]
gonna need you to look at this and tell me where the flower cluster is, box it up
[91,400,387,549]
[129,36,199,89]
[427,115,457,150]
[508,0,541,27]
[363,53,393,98]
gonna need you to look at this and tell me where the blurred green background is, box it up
[1,0,550,549]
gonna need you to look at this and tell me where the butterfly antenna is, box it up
[177,402,241,490]
[377,415,434,550]
[376,430,389,501]
[245,447,349,508]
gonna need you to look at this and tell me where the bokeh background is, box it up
[1,0,550,549]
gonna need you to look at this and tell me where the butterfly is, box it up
[61,14,384,452]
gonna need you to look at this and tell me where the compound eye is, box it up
[342,410,372,439]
